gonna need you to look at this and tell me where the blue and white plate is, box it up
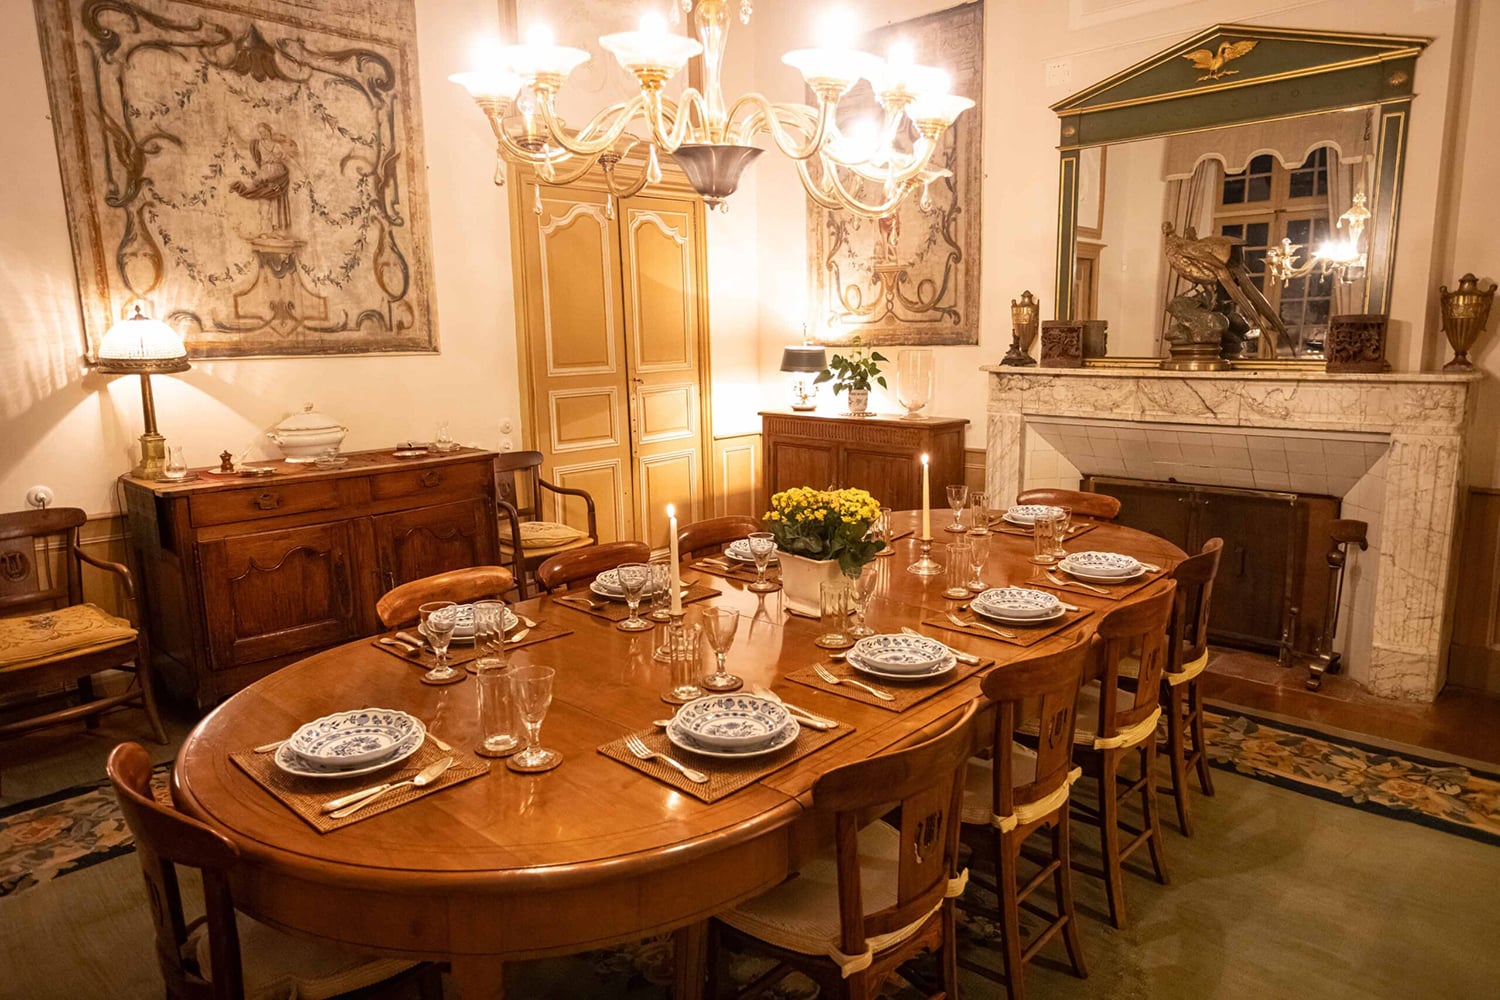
[591,568,665,599]
[850,634,948,673]
[287,708,423,767]
[667,717,800,759]
[1058,552,1142,582]
[673,694,793,749]
[420,604,519,642]
[724,538,780,565]
[848,651,957,682]
[1003,504,1065,526]
[971,588,1062,621]
[273,726,424,779]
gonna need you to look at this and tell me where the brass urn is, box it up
[1439,273,1495,371]
[1002,291,1040,366]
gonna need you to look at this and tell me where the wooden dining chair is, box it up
[960,634,1091,998]
[1046,581,1175,929]
[106,742,440,1000]
[678,515,763,559]
[536,541,650,594]
[1014,488,1121,522]
[1120,538,1223,836]
[375,565,515,628]
[0,507,166,744]
[707,702,978,1000]
[494,450,599,599]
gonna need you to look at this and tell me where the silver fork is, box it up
[557,593,606,609]
[943,610,1017,640]
[1046,571,1110,596]
[623,734,709,784]
[813,663,894,701]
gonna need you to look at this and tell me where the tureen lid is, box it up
[274,402,342,433]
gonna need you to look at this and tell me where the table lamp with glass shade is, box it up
[94,307,191,479]
[780,344,827,411]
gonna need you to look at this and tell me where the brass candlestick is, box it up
[1439,273,1495,371]
[1002,291,1039,366]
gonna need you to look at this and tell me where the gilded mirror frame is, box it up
[1051,23,1430,366]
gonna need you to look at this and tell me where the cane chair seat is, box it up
[0,604,137,671]
[187,914,417,1000]
[961,744,1082,832]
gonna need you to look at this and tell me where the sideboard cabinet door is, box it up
[199,522,360,669]
[372,498,498,593]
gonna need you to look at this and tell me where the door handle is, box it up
[419,470,442,488]
[254,492,282,511]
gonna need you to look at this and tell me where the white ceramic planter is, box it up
[778,551,845,617]
[846,389,869,414]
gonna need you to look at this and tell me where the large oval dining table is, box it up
[171,511,1183,999]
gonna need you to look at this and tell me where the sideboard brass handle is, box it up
[254,492,282,511]
[419,470,442,488]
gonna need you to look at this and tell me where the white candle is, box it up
[667,503,682,615]
[920,453,931,540]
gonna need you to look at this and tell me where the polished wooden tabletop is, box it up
[172,512,1183,998]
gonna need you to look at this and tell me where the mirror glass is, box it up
[1073,105,1378,361]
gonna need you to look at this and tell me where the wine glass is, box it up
[945,484,969,533]
[746,531,779,592]
[616,562,653,631]
[896,349,934,418]
[508,665,561,772]
[966,532,989,592]
[699,607,742,691]
[417,601,459,683]
[967,491,990,536]
[849,565,879,637]
[1051,505,1073,559]
[873,507,896,557]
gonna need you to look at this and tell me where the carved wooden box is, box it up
[1040,322,1085,369]
[1325,314,1389,374]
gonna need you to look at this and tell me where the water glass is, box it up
[849,565,878,637]
[474,657,520,757]
[872,507,895,557]
[1030,512,1060,565]
[417,601,459,682]
[747,531,779,592]
[966,531,989,591]
[616,562,652,631]
[647,558,673,621]
[472,599,508,655]
[700,607,742,691]
[817,579,852,648]
[508,665,561,772]
[1052,505,1073,558]
[946,484,969,532]
[665,616,705,704]
[967,491,990,535]
[945,540,973,599]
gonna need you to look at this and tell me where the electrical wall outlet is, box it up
[1045,58,1072,89]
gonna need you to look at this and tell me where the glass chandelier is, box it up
[450,1,973,219]
[1265,192,1371,285]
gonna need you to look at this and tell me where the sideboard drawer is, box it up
[190,480,342,527]
[370,462,489,505]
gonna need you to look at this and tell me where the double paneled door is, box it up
[515,176,710,549]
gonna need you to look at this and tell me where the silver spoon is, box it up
[327,757,455,818]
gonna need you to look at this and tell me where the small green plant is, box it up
[814,337,888,396]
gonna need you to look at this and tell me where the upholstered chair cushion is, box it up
[0,604,136,671]
[961,743,1082,830]
[519,520,588,548]
[188,913,418,1000]
[1118,650,1210,687]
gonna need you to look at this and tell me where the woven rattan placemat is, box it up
[229,739,488,834]
[552,582,720,622]
[1033,565,1168,602]
[690,558,764,584]
[992,520,1100,541]
[921,606,1094,648]
[784,654,990,713]
[598,722,852,803]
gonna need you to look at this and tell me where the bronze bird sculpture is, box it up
[1162,222,1285,356]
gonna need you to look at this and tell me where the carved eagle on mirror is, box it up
[1182,40,1259,81]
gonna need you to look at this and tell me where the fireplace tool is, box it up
[1307,519,1368,691]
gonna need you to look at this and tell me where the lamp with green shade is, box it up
[95,307,191,479]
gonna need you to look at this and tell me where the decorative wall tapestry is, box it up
[807,1,983,347]
[34,0,438,358]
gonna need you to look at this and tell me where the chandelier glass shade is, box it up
[450,1,973,218]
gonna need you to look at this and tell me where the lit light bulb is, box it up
[526,23,555,48]
[639,12,668,35]
[816,9,858,50]
[887,41,914,67]
[928,69,952,97]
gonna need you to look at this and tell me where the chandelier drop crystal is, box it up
[450,1,973,218]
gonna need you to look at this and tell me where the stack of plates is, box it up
[590,568,666,602]
[418,603,519,643]
[666,694,800,759]
[971,587,1065,626]
[1056,551,1143,583]
[1003,504,1066,527]
[273,708,425,779]
[724,538,779,565]
[845,634,956,681]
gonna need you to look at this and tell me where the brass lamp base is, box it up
[133,432,168,479]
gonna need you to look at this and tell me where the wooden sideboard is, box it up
[121,448,499,708]
[759,410,968,511]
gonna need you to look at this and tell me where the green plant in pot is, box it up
[814,337,888,415]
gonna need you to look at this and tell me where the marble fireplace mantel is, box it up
[983,366,1483,701]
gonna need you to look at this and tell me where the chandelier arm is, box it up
[532,93,649,158]
[726,95,830,160]
[821,135,940,185]
[642,88,712,152]
[797,157,917,220]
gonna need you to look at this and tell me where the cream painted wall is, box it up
[0,0,523,517]
[747,0,1483,467]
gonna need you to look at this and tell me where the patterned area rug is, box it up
[1203,708,1500,846]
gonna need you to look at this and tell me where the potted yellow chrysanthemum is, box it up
[764,487,885,615]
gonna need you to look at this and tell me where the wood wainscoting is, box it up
[712,433,763,520]
[1449,488,1500,695]
[965,447,986,495]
